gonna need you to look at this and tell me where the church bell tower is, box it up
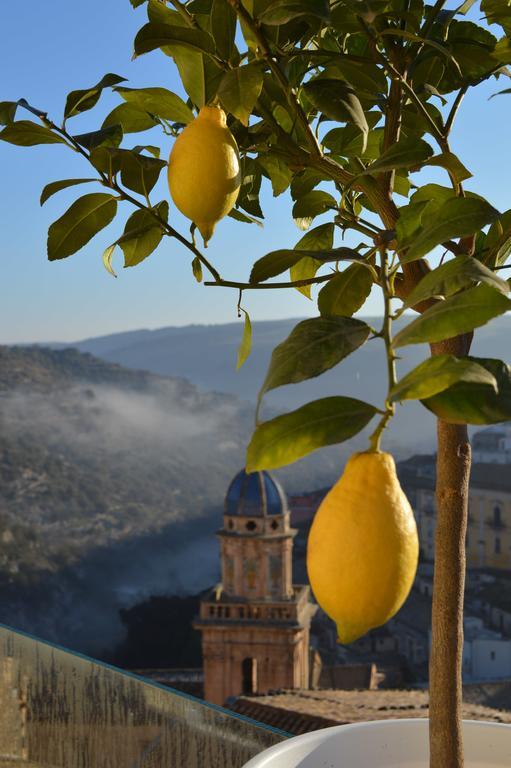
[195,469,316,706]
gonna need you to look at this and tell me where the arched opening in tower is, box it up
[241,657,258,695]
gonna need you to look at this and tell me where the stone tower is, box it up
[195,469,316,706]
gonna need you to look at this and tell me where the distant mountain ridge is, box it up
[52,314,511,451]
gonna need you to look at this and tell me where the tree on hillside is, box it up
[2,1,511,765]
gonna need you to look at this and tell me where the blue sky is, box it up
[1,0,510,343]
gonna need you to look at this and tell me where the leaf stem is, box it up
[444,85,468,136]
[368,248,397,452]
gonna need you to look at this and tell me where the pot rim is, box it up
[243,718,511,768]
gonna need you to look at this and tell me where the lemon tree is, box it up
[2,1,511,765]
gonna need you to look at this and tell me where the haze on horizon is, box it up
[1,1,510,345]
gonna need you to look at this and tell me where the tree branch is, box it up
[205,273,336,290]
[46,118,222,282]
[228,0,323,158]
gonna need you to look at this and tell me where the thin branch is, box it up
[228,0,323,158]
[205,273,336,290]
[369,248,397,451]
[47,119,222,282]
[168,0,199,28]
[444,85,468,136]
[420,0,448,44]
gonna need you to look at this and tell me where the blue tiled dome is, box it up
[225,469,287,517]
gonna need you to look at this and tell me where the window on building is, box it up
[495,537,501,554]
[242,657,258,695]
[493,505,502,527]
[491,651,496,661]
[245,520,257,531]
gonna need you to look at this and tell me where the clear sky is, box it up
[1,1,510,344]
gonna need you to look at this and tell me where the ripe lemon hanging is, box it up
[168,105,241,246]
[307,451,419,644]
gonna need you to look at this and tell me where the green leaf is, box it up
[0,120,67,146]
[259,0,330,25]
[400,197,500,262]
[238,157,263,218]
[389,355,497,402]
[118,206,166,268]
[422,357,511,425]
[292,223,334,298]
[228,208,263,226]
[482,0,511,36]
[64,73,126,119]
[424,153,472,184]
[489,87,511,99]
[318,264,373,317]
[170,48,206,107]
[259,317,370,399]
[291,168,331,200]
[329,59,387,96]
[115,86,194,123]
[394,284,511,348]
[258,155,293,196]
[192,255,203,283]
[304,79,368,146]
[236,309,252,369]
[0,101,17,125]
[360,138,433,175]
[73,125,123,150]
[217,64,264,126]
[134,22,215,55]
[378,29,463,78]
[295,222,335,251]
[292,190,338,229]
[103,103,158,134]
[47,193,118,261]
[211,0,237,61]
[403,255,509,309]
[246,396,377,471]
[249,251,307,283]
[102,243,118,278]
[290,257,322,299]
[250,246,361,283]
[120,152,167,196]
[40,178,97,206]
[485,210,511,267]
[323,122,382,160]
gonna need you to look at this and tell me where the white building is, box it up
[472,425,511,464]
[462,616,511,681]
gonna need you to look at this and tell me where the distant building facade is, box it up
[398,450,511,570]
[472,425,511,464]
[195,469,316,706]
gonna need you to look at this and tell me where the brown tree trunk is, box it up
[429,337,472,768]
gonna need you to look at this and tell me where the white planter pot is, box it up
[243,718,511,768]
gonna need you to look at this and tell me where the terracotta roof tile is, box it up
[231,689,511,736]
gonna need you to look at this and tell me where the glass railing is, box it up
[0,623,288,767]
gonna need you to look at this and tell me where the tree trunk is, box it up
[429,337,472,768]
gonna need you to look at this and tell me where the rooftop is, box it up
[232,688,511,735]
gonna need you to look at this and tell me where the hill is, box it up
[0,345,356,653]
[61,315,511,451]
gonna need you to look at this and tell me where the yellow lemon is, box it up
[307,451,419,644]
[168,105,241,246]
